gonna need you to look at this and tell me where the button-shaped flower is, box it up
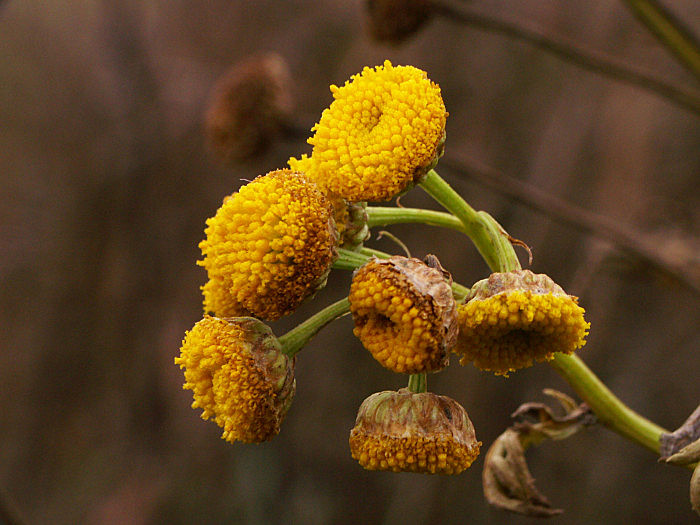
[175,316,296,443]
[349,255,457,374]
[349,388,481,474]
[289,60,446,202]
[199,169,338,320]
[454,270,590,376]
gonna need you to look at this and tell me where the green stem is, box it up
[278,297,351,357]
[419,170,503,272]
[367,206,467,233]
[332,247,372,271]
[417,169,669,456]
[408,373,427,393]
[549,353,667,454]
[622,0,700,81]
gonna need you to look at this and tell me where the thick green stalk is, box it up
[419,170,503,272]
[549,353,667,454]
[278,297,350,357]
[622,0,700,81]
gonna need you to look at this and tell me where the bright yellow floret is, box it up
[349,389,481,475]
[174,316,295,443]
[289,60,447,202]
[198,169,338,320]
[455,271,590,376]
[349,256,457,374]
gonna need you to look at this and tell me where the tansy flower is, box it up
[454,270,590,376]
[349,255,457,374]
[199,169,338,320]
[288,60,447,202]
[349,388,481,474]
[175,316,296,443]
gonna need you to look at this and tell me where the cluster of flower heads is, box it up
[176,60,590,477]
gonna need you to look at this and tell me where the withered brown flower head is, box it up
[204,52,293,164]
[349,388,481,474]
[365,0,433,44]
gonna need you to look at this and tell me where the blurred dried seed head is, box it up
[204,53,294,164]
[365,0,433,44]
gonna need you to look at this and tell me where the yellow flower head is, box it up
[454,270,590,376]
[349,388,481,474]
[288,60,447,202]
[198,169,338,320]
[175,316,296,443]
[349,255,457,374]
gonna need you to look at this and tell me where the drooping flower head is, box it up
[199,169,338,320]
[349,255,457,374]
[349,388,481,474]
[175,316,296,443]
[289,60,447,202]
[454,270,590,376]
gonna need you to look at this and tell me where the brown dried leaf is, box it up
[483,429,563,518]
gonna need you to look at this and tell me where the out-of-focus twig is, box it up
[430,1,700,115]
[621,0,700,82]
[440,154,700,299]
[0,486,25,525]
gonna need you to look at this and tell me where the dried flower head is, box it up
[175,316,296,443]
[199,169,338,320]
[205,53,293,164]
[349,388,481,474]
[288,60,446,202]
[365,0,433,44]
[454,270,590,376]
[349,255,457,374]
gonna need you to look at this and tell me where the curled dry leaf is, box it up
[483,389,595,518]
[483,429,563,518]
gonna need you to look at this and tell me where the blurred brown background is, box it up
[1,1,699,524]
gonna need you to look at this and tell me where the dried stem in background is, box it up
[431,1,700,114]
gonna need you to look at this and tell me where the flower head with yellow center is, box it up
[454,270,590,376]
[349,255,457,374]
[199,169,338,320]
[175,316,296,443]
[349,388,481,474]
[288,60,447,202]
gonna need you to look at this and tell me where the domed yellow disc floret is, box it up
[349,389,481,475]
[454,270,590,376]
[198,169,338,320]
[175,316,296,443]
[349,256,457,374]
[288,60,447,202]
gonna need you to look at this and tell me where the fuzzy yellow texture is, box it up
[288,60,446,202]
[456,291,589,376]
[349,432,480,474]
[175,316,281,443]
[349,264,444,374]
[198,169,337,320]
